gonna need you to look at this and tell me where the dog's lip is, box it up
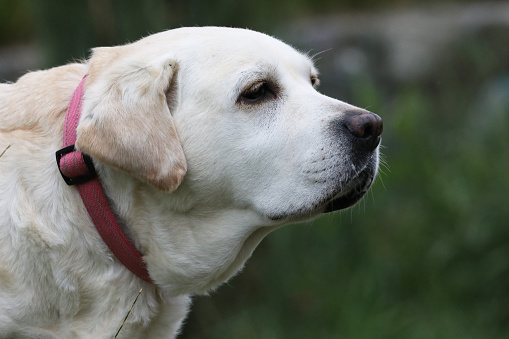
[266,166,376,221]
[322,169,374,213]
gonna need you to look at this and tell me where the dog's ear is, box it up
[76,46,187,192]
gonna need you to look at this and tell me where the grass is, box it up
[0,144,11,158]
[114,288,143,338]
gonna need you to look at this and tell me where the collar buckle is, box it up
[56,145,97,186]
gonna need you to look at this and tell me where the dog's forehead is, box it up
[145,27,315,74]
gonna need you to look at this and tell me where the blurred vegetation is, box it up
[1,1,509,338]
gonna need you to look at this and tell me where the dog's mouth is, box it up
[266,165,377,222]
[322,168,375,213]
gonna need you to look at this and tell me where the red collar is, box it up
[56,75,153,283]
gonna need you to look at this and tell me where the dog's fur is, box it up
[0,27,380,338]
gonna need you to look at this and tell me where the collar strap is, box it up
[56,75,153,283]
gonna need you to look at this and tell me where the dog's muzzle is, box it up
[324,110,383,212]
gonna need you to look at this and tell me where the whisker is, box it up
[308,48,334,62]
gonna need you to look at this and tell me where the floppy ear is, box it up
[76,46,187,192]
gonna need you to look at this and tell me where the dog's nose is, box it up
[343,110,383,151]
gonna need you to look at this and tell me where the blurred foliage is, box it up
[0,0,500,64]
[0,1,34,45]
[2,1,509,338]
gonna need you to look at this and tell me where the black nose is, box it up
[343,110,383,151]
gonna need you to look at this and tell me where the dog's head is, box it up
[75,27,382,290]
[77,27,381,222]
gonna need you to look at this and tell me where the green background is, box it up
[1,1,508,338]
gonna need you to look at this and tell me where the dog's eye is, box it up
[240,82,275,104]
[311,76,320,88]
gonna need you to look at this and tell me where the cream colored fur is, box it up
[0,27,379,338]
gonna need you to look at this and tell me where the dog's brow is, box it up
[235,64,278,91]
[309,60,319,76]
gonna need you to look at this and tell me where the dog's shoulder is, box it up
[0,63,87,134]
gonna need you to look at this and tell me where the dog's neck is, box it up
[97,163,278,295]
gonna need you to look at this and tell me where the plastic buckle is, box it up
[55,145,97,186]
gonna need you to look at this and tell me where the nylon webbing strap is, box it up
[57,75,153,283]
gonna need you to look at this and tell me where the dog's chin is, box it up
[267,167,376,222]
[322,169,374,213]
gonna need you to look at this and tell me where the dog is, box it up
[0,27,382,338]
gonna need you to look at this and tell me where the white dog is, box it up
[0,27,382,338]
